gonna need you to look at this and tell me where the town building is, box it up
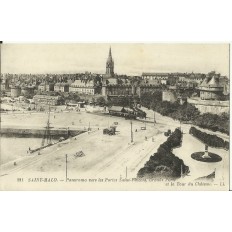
[102,48,142,97]
[69,80,96,95]
[21,86,35,96]
[0,78,10,91]
[11,86,21,98]
[186,72,205,85]
[134,84,160,97]
[1,81,6,91]
[198,75,224,100]
[54,83,69,92]
[187,75,229,115]
[38,83,46,92]
[142,73,169,85]
[102,48,164,98]
[38,82,54,92]
[108,106,126,115]
[102,84,132,96]
[46,83,55,92]
[219,76,230,95]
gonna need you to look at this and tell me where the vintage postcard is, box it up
[0,43,230,190]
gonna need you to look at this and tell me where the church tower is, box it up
[106,47,114,77]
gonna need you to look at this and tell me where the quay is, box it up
[0,127,85,138]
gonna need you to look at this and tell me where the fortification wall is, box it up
[0,128,84,138]
[162,91,177,102]
[188,98,229,114]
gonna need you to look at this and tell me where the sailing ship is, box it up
[30,105,54,154]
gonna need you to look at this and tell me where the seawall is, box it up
[0,127,85,138]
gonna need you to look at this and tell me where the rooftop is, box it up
[55,83,69,87]
[142,72,169,76]
[199,76,223,88]
[71,80,94,87]
[109,106,125,112]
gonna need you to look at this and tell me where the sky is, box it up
[1,43,230,76]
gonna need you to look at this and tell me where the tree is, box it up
[96,96,106,106]
[194,112,229,135]
[181,103,200,121]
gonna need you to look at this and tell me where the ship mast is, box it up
[41,104,52,147]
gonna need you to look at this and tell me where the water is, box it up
[0,137,52,164]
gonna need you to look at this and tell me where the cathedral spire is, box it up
[107,46,113,63]
[106,46,114,77]
[109,46,112,57]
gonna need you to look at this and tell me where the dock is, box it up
[0,127,85,139]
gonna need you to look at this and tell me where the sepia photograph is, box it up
[0,43,230,190]
[2,1,232,232]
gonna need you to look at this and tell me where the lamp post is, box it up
[65,154,68,182]
[154,110,156,125]
[130,120,133,143]
[150,102,156,126]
